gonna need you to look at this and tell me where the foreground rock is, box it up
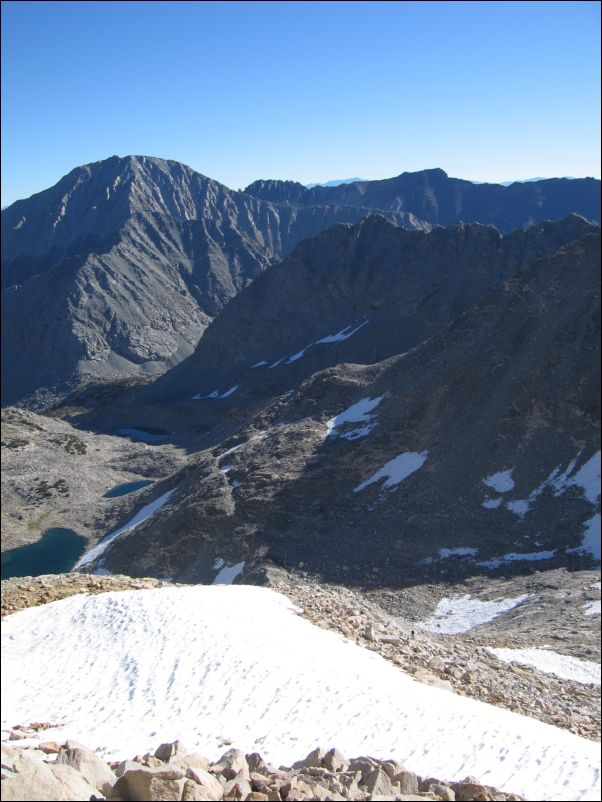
[0,741,523,801]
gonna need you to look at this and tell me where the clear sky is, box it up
[1,0,600,206]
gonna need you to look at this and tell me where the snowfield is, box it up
[417,593,529,634]
[488,647,601,686]
[1,586,600,801]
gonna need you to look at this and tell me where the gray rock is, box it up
[212,749,250,781]
[291,747,326,770]
[56,745,116,795]
[1,750,96,801]
[223,777,252,799]
[185,766,224,800]
[182,779,213,801]
[323,748,349,773]
[392,769,420,795]
[115,759,145,778]
[362,767,394,797]
[154,740,191,762]
[113,765,186,801]
[450,779,497,801]
[246,753,274,775]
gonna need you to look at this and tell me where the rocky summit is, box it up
[1,156,424,408]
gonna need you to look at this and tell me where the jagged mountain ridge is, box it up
[144,213,598,404]
[245,168,601,232]
[90,233,600,587]
[1,156,421,407]
[3,158,600,408]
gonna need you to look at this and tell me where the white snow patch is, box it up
[230,479,243,489]
[218,443,244,459]
[438,547,478,559]
[212,558,225,570]
[591,581,601,590]
[314,319,369,344]
[559,451,600,505]
[1,586,599,801]
[488,647,601,686]
[506,499,531,518]
[326,396,384,439]
[354,450,428,493]
[212,561,246,585]
[418,594,529,635]
[477,550,556,569]
[74,489,177,568]
[285,349,307,363]
[482,498,503,509]
[251,360,268,368]
[483,470,515,493]
[193,385,238,400]
[496,452,601,522]
[220,464,234,474]
[584,601,601,617]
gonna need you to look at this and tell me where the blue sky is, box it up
[1,0,600,206]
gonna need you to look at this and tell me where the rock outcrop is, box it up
[0,740,524,801]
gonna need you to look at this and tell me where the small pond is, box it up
[116,427,169,444]
[1,528,87,580]
[103,480,154,498]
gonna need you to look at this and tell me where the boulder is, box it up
[38,742,63,755]
[213,749,250,781]
[348,757,380,780]
[280,776,340,800]
[422,781,455,800]
[246,753,274,775]
[223,777,252,800]
[56,746,116,795]
[113,765,186,801]
[1,751,97,801]
[291,747,326,770]
[323,748,349,773]
[154,740,191,763]
[362,767,394,797]
[185,766,224,800]
[379,760,405,779]
[246,793,269,801]
[178,753,211,772]
[50,763,102,798]
[393,769,420,795]
[250,772,272,794]
[450,779,496,801]
[115,760,145,777]
[1,744,19,773]
[182,779,213,801]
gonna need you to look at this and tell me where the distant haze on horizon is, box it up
[1,0,600,207]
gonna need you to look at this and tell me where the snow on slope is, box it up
[2,587,600,801]
[325,395,384,439]
[354,450,428,493]
[488,647,601,686]
[74,489,176,568]
[417,594,529,634]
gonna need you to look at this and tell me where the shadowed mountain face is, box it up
[95,233,601,585]
[145,213,598,404]
[245,168,601,233]
[3,158,600,409]
[1,156,422,407]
